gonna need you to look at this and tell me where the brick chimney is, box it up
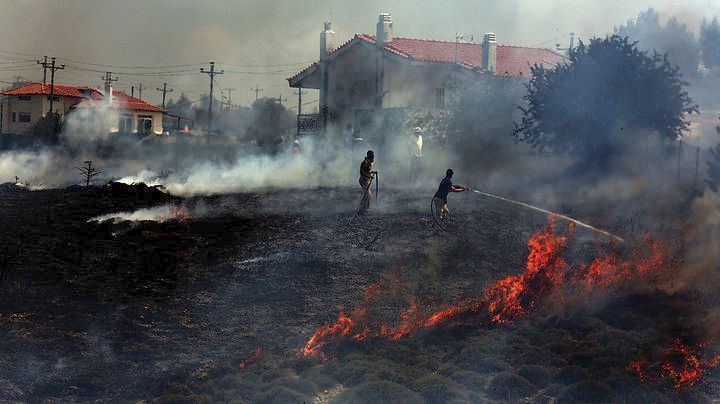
[482,32,497,73]
[320,22,335,60]
[376,13,393,48]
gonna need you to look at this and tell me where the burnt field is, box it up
[0,184,718,402]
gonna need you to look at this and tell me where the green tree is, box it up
[513,35,697,169]
[615,8,700,80]
[700,17,720,69]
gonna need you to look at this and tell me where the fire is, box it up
[238,347,262,369]
[301,283,381,358]
[576,236,670,288]
[155,205,190,223]
[302,216,675,361]
[630,339,720,391]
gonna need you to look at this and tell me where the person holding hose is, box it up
[359,150,378,214]
[433,169,467,223]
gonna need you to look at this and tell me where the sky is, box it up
[0,0,718,108]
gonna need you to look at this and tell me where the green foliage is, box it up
[615,8,701,79]
[706,125,720,192]
[513,35,697,169]
[700,17,720,68]
[25,112,62,144]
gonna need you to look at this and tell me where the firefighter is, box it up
[433,169,467,223]
[409,127,423,182]
[359,150,378,214]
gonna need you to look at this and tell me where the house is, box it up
[288,14,567,136]
[72,89,165,135]
[0,82,166,137]
[0,82,101,135]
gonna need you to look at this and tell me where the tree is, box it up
[513,35,697,169]
[700,17,720,69]
[615,8,700,80]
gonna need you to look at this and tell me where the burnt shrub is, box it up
[252,385,310,404]
[557,380,615,403]
[517,365,554,388]
[412,374,467,403]
[485,372,536,401]
[332,380,425,404]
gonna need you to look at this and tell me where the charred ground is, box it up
[0,184,717,402]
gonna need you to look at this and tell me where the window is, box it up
[18,95,31,101]
[118,114,133,133]
[18,112,31,123]
[136,115,152,136]
[50,96,59,101]
[436,88,445,109]
[11,112,16,122]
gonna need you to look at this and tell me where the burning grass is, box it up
[302,216,677,361]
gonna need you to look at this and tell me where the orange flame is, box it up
[302,216,675,360]
[238,347,262,369]
[631,339,720,391]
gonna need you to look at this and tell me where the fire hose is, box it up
[348,173,378,224]
[429,186,624,242]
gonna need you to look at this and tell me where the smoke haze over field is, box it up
[1,0,720,106]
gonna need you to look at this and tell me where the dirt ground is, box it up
[0,184,717,402]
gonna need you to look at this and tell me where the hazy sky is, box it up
[0,0,718,107]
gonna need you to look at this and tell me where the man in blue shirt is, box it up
[433,169,467,223]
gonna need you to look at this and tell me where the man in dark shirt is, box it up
[433,169,467,223]
[359,150,378,214]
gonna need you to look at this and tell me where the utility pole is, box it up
[36,56,48,84]
[294,88,307,137]
[137,83,146,99]
[102,71,118,91]
[47,57,65,115]
[131,85,134,98]
[223,88,235,110]
[156,82,173,110]
[200,61,224,133]
[251,84,263,100]
[278,94,287,106]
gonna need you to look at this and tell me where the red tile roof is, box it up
[289,34,567,82]
[73,91,166,112]
[1,82,102,98]
[358,34,566,76]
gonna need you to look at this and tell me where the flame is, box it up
[302,216,675,360]
[631,339,720,391]
[238,347,262,369]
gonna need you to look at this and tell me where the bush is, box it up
[485,372,536,401]
[332,381,425,404]
[412,374,467,403]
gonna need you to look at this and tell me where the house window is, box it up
[11,112,16,122]
[18,95,31,101]
[136,115,152,136]
[436,88,445,109]
[18,112,31,123]
[118,114,133,133]
[50,96,59,101]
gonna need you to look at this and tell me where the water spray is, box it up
[469,189,625,242]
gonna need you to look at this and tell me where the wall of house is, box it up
[1,94,82,135]
[324,44,463,134]
[106,109,164,135]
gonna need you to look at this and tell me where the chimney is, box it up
[104,82,113,104]
[320,22,336,60]
[482,32,497,73]
[376,13,393,47]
